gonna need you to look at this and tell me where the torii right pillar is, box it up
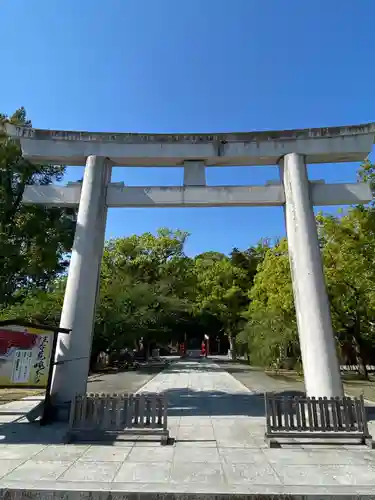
[280,152,344,398]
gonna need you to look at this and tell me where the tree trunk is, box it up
[146,341,150,360]
[229,335,237,360]
[352,318,368,380]
[353,337,368,379]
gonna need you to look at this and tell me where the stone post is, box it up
[50,156,112,404]
[183,161,206,186]
[280,153,343,398]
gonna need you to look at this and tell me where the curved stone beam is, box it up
[6,123,375,167]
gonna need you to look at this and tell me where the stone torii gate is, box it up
[5,122,375,407]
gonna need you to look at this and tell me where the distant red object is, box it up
[0,329,38,356]
[201,341,206,356]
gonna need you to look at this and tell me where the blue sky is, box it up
[2,0,374,256]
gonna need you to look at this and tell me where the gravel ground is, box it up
[214,358,305,394]
[0,363,169,406]
[215,357,375,408]
[86,365,167,394]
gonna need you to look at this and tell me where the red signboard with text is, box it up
[0,326,53,387]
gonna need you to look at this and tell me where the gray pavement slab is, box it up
[0,443,46,459]
[174,444,221,463]
[114,461,172,483]
[33,444,90,461]
[60,461,123,482]
[78,445,132,462]
[5,460,73,481]
[1,358,375,498]
[126,444,175,462]
[222,461,282,485]
[219,448,269,464]
[0,459,26,479]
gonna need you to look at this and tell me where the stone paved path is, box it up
[0,358,375,497]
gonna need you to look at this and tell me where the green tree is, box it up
[0,278,66,324]
[242,205,375,373]
[230,242,270,295]
[193,254,248,357]
[358,159,375,196]
[318,206,375,378]
[0,108,76,305]
[241,239,299,368]
[93,229,195,357]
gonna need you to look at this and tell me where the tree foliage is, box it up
[318,206,375,376]
[0,108,76,305]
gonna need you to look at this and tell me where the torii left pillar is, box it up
[50,155,112,406]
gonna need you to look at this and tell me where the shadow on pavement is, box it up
[163,387,305,417]
[162,386,375,421]
[0,419,159,445]
[0,423,67,444]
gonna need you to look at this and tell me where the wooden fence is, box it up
[265,393,372,448]
[66,392,170,444]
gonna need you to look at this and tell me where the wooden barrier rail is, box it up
[66,392,170,445]
[265,393,373,448]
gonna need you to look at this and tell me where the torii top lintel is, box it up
[5,122,375,167]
